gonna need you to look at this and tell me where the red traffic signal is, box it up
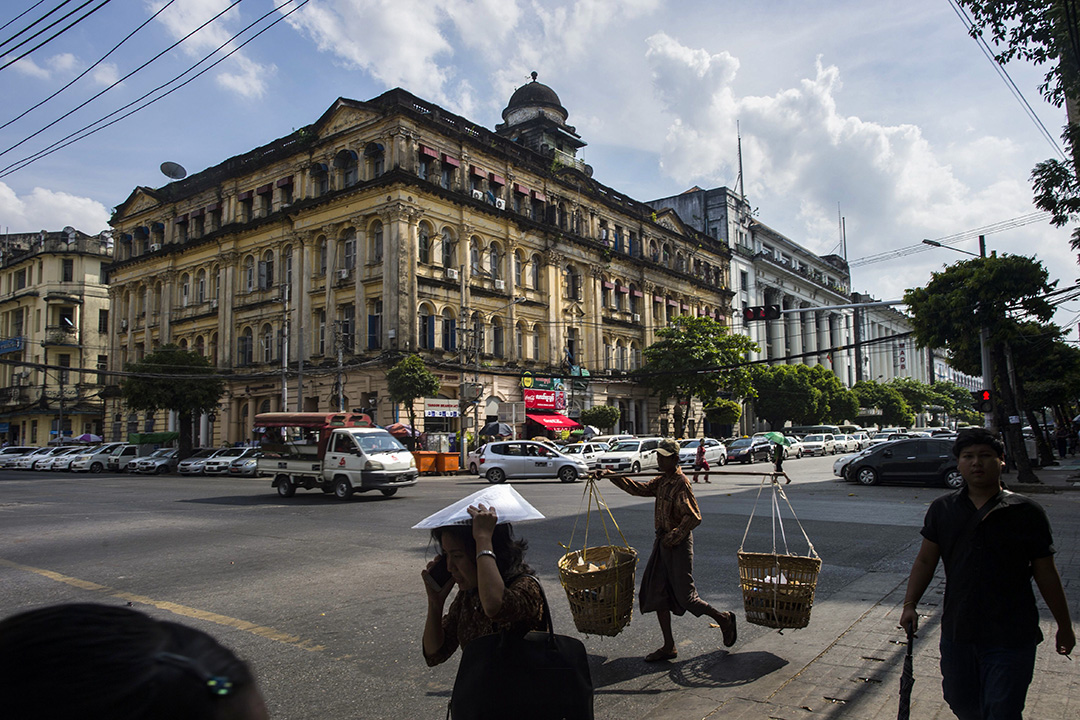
[970,389,993,413]
[743,304,782,323]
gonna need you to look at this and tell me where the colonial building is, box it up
[0,229,111,444]
[106,79,734,444]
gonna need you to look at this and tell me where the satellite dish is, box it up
[160,161,187,180]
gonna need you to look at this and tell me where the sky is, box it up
[1,0,1078,338]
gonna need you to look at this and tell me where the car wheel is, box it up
[156,465,168,474]
[943,468,964,489]
[631,461,641,473]
[90,462,103,473]
[469,463,478,475]
[558,466,578,483]
[333,477,352,499]
[856,467,879,486]
[380,488,398,497]
[276,477,295,498]
[486,467,507,484]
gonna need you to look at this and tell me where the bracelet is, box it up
[476,550,497,562]
[903,600,917,608]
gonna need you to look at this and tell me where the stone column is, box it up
[220,252,238,367]
[586,265,603,368]
[817,311,830,367]
[544,249,561,363]
[786,297,803,362]
[161,270,176,342]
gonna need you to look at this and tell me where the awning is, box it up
[526,413,580,430]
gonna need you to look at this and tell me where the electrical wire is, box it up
[0,0,70,50]
[0,0,110,70]
[0,0,309,178]
[0,0,177,133]
[0,0,246,164]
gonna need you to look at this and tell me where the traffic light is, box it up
[743,304,782,323]
[971,389,993,413]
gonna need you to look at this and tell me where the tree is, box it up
[704,398,742,428]
[751,365,821,429]
[121,345,225,459]
[958,1,1080,248]
[580,404,620,431]
[386,354,440,450]
[636,316,759,438]
[852,381,915,428]
[904,254,1056,481]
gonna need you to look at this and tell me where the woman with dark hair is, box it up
[0,602,268,720]
[422,503,545,666]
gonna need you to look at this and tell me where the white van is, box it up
[70,442,126,473]
[596,437,662,473]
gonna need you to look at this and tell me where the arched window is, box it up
[195,335,205,356]
[259,398,272,414]
[195,269,206,304]
[441,308,456,351]
[616,341,628,371]
[470,237,481,274]
[210,332,218,364]
[371,222,383,264]
[564,264,581,300]
[515,321,525,359]
[282,246,293,291]
[418,222,432,265]
[179,273,190,307]
[243,256,255,293]
[364,142,385,178]
[649,239,659,262]
[532,323,542,361]
[662,243,672,267]
[530,253,541,290]
[335,149,359,187]
[489,243,502,280]
[210,265,220,301]
[310,163,329,197]
[340,229,356,270]
[558,202,568,230]
[514,250,524,287]
[260,249,274,290]
[630,342,641,370]
[261,323,274,363]
[491,317,504,357]
[441,227,456,268]
[179,338,188,350]
[603,337,613,370]
[418,305,434,349]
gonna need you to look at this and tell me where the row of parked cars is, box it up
[0,444,264,476]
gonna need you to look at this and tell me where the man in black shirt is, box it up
[899,428,1074,719]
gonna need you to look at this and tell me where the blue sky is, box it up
[1,0,1077,336]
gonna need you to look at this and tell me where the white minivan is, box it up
[70,442,126,473]
[596,437,663,473]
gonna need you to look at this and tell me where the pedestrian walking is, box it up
[899,427,1075,720]
[1055,423,1069,460]
[602,438,736,662]
[692,438,710,483]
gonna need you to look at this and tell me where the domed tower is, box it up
[495,72,586,162]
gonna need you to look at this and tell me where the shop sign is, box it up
[520,372,564,391]
[524,388,566,410]
[424,398,460,417]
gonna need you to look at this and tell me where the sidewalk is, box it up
[646,462,1080,720]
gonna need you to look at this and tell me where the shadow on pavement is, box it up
[589,649,788,692]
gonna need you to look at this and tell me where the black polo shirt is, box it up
[921,488,1054,646]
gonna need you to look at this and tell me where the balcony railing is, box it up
[43,325,79,346]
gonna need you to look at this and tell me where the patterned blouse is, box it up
[608,470,702,545]
[423,573,545,667]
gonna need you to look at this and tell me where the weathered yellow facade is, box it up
[106,83,733,444]
[0,230,111,444]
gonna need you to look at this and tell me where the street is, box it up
[1,455,1077,719]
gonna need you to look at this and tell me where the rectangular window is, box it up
[97,354,107,385]
[442,315,456,351]
[318,310,326,356]
[240,197,254,223]
[343,239,356,269]
[62,259,74,282]
[367,300,382,350]
[58,354,71,384]
[98,309,108,333]
[341,305,355,351]
[15,269,25,290]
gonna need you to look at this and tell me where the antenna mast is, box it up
[736,121,745,202]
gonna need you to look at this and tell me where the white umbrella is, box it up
[412,485,545,529]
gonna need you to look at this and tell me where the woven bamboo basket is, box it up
[558,545,638,637]
[737,551,821,629]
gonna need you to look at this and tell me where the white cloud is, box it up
[0,183,110,235]
[6,56,53,79]
[91,62,121,87]
[150,0,273,98]
[47,53,79,74]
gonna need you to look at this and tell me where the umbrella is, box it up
[385,422,420,439]
[480,421,513,437]
[897,627,914,720]
[582,425,600,437]
[761,431,791,446]
[74,433,103,443]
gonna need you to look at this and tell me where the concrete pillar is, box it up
[787,300,803,362]
[803,309,817,366]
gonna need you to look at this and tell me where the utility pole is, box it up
[281,285,289,412]
[334,319,344,412]
[458,265,469,468]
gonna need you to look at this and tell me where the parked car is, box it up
[726,436,773,464]
[107,444,140,472]
[833,434,858,453]
[801,433,837,456]
[45,446,84,471]
[591,434,635,447]
[14,447,54,470]
[466,447,483,475]
[844,438,963,488]
[33,446,79,470]
[203,447,260,475]
[473,440,588,483]
[69,442,126,473]
[596,437,663,473]
[782,435,805,459]
[228,451,264,477]
[559,442,610,469]
[833,447,876,478]
[0,446,38,468]
[678,438,726,467]
[177,448,224,475]
[850,432,871,450]
[135,448,180,474]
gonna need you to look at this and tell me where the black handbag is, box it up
[449,576,594,720]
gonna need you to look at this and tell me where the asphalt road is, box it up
[1,455,1072,719]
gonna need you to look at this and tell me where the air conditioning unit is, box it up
[445,268,459,281]
[633,313,641,323]
[471,189,484,200]
[495,198,506,210]
[338,268,350,280]
[149,243,162,252]
[210,299,218,309]
[494,279,506,290]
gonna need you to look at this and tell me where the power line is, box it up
[0,0,177,133]
[0,0,111,71]
[0,0,70,50]
[0,0,50,37]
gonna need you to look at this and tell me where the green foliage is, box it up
[704,398,742,426]
[386,355,441,450]
[636,316,758,437]
[751,365,821,429]
[852,380,915,427]
[121,345,225,457]
[580,404,620,430]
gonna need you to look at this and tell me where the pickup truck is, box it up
[254,412,419,499]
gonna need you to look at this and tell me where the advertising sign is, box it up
[520,373,564,391]
[0,337,24,355]
[424,398,460,417]
[524,388,566,410]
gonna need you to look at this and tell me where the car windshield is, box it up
[354,432,407,453]
[150,449,173,458]
[610,441,641,452]
[804,434,825,442]
[729,438,752,448]
[186,449,217,459]
[679,440,700,448]
[562,446,583,455]
[217,448,246,458]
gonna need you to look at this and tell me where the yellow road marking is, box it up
[0,558,325,652]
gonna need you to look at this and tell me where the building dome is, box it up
[502,72,567,122]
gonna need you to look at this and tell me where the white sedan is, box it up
[678,438,727,467]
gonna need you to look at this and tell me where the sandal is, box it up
[644,648,678,662]
[720,611,737,647]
